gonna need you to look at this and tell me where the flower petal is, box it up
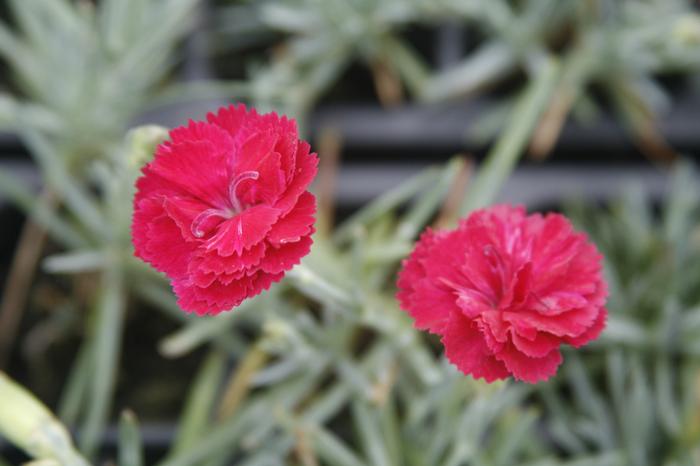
[206,205,281,257]
[442,311,509,382]
[267,192,316,245]
[150,139,231,207]
[274,140,318,213]
[565,307,608,348]
[259,235,314,274]
[397,229,456,333]
[495,342,562,383]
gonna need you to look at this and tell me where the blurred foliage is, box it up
[1,1,700,466]
[0,2,198,454]
[549,162,700,466]
[0,60,559,462]
[4,142,700,465]
[0,0,198,163]
[210,0,700,157]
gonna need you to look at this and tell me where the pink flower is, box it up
[397,205,607,383]
[132,104,318,315]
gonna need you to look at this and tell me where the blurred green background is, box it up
[1,1,700,465]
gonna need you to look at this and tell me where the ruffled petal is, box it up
[274,140,319,213]
[150,139,231,207]
[267,192,316,245]
[205,205,281,256]
[173,270,283,316]
[565,307,608,348]
[503,305,599,338]
[131,105,322,314]
[206,103,250,140]
[442,311,509,382]
[396,204,608,383]
[133,197,196,279]
[495,342,562,383]
[259,235,313,274]
[397,229,455,333]
[189,242,267,288]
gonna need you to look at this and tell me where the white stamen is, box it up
[191,208,230,238]
[229,170,259,213]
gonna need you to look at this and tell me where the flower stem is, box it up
[79,267,126,459]
[0,373,89,466]
[287,264,354,309]
[460,58,560,215]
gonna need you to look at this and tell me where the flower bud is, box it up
[673,14,700,46]
[125,125,169,169]
[0,373,88,466]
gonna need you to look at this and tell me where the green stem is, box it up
[79,267,126,459]
[118,410,143,466]
[0,373,89,466]
[460,58,560,215]
[287,264,354,309]
[169,351,226,457]
[57,338,93,426]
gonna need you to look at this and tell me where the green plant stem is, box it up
[79,267,126,459]
[460,58,560,215]
[217,343,269,421]
[158,303,251,358]
[287,264,354,309]
[57,338,93,425]
[334,167,440,243]
[118,410,143,466]
[0,170,84,248]
[0,372,89,466]
[170,350,226,457]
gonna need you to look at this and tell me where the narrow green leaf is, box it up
[170,351,226,456]
[132,279,189,323]
[379,398,402,466]
[159,301,254,358]
[565,353,615,450]
[100,0,143,54]
[0,373,89,466]
[80,268,126,459]
[382,36,430,97]
[286,263,354,309]
[397,157,464,241]
[118,410,143,466]
[311,425,368,466]
[19,127,107,240]
[351,400,392,466]
[562,451,625,466]
[599,315,648,347]
[421,41,516,102]
[664,160,696,248]
[334,167,440,243]
[654,356,681,436]
[0,168,84,248]
[303,384,350,424]
[492,409,538,466]
[156,402,266,466]
[43,250,107,274]
[57,340,93,426]
[160,368,326,466]
[539,387,586,455]
[461,58,559,214]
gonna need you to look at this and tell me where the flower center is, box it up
[190,170,259,238]
[483,244,509,298]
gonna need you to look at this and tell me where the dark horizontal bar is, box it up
[3,92,700,156]
[309,95,700,154]
[0,161,678,211]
